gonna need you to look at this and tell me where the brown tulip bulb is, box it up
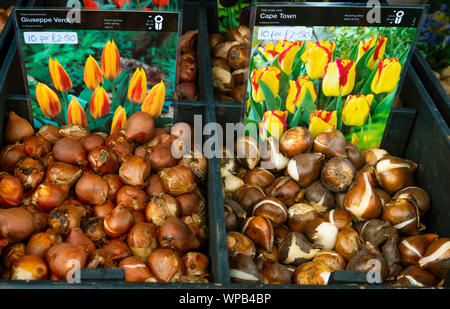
[75,174,109,205]
[324,209,353,230]
[313,250,346,271]
[356,219,399,248]
[398,234,438,266]
[182,252,209,276]
[252,197,288,227]
[23,135,51,158]
[294,261,333,285]
[393,186,430,215]
[157,217,200,254]
[227,44,247,70]
[243,167,275,188]
[381,237,403,278]
[159,166,196,196]
[374,188,391,208]
[148,142,178,172]
[0,172,24,207]
[343,171,382,221]
[224,199,246,231]
[418,238,450,278]
[280,127,313,158]
[45,162,82,186]
[335,227,362,261]
[334,192,346,210]
[125,112,155,143]
[227,26,250,44]
[87,146,119,175]
[53,137,87,166]
[261,262,293,284]
[145,193,180,227]
[46,243,87,280]
[119,256,153,282]
[127,222,157,262]
[363,148,389,166]
[346,242,389,280]
[209,33,224,49]
[264,176,301,207]
[105,133,133,162]
[260,137,290,172]
[146,248,185,282]
[375,156,417,194]
[93,201,115,219]
[313,128,347,159]
[321,157,356,193]
[48,203,90,237]
[235,136,260,170]
[182,214,208,247]
[235,184,265,215]
[103,205,134,238]
[0,208,34,242]
[175,82,198,101]
[344,143,365,170]
[3,243,26,269]
[307,219,338,250]
[304,180,334,213]
[0,143,27,173]
[176,192,204,217]
[12,157,43,190]
[103,240,131,261]
[22,205,48,233]
[145,174,165,197]
[11,255,48,280]
[278,232,320,266]
[117,185,148,211]
[119,156,151,188]
[396,265,439,287]
[58,124,91,141]
[241,216,274,253]
[31,183,69,212]
[80,217,107,247]
[82,134,104,152]
[103,174,123,203]
[274,225,290,247]
[5,111,34,144]
[255,246,280,268]
[229,254,262,284]
[382,199,419,235]
[227,231,257,260]
[26,230,62,259]
[287,153,324,187]
[287,203,320,234]
[66,228,96,256]
[178,151,208,183]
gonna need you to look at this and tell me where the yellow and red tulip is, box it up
[308,110,337,138]
[279,42,302,75]
[110,105,127,135]
[322,59,356,97]
[259,110,288,140]
[257,42,277,61]
[342,94,374,127]
[84,55,103,91]
[357,36,387,70]
[67,97,87,127]
[141,81,165,118]
[371,58,402,94]
[301,41,335,80]
[250,66,281,103]
[36,82,61,118]
[127,68,147,104]
[286,75,317,114]
[90,86,110,119]
[48,57,72,93]
[101,40,121,81]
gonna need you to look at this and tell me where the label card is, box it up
[244,3,426,150]
[15,9,180,133]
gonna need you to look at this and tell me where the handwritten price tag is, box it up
[257,27,313,41]
[23,32,78,44]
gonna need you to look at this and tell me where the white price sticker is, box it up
[257,27,313,41]
[23,32,78,44]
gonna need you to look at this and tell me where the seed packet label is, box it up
[14,9,180,133]
[244,4,426,150]
[24,31,79,44]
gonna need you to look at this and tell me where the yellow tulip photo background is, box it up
[245,25,418,150]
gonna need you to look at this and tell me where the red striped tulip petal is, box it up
[322,59,356,97]
[309,110,337,138]
[279,43,302,75]
[357,36,387,70]
[67,97,88,127]
[84,55,104,90]
[259,110,288,140]
[36,82,61,118]
[90,86,110,119]
[101,40,121,81]
[342,94,374,127]
[110,105,127,135]
[301,40,335,80]
[371,58,402,94]
[48,57,72,93]
[127,68,147,104]
[141,80,165,118]
[286,75,317,114]
[250,66,281,103]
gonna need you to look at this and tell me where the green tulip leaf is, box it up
[348,41,359,62]
[244,117,260,141]
[398,47,410,67]
[355,45,377,82]
[336,91,343,131]
[271,54,281,69]
[111,73,130,112]
[256,47,269,64]
[288,89,315,128]
[360,66,378,95]
[78,88,93,103]
[248,96,263,122]
[289,43,307,80]
[278,71,289,102]
[372,90,396,122]
[95,113,114,128]
[258,79,277,111]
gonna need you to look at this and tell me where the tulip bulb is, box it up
[287,153,324,187]
[227,231,257,260]
[321,157,356,193]
[393,186,430,215]
[382,199,420,235]
[241,216,274,253]
[313,250,346,271]
[294,261,333,285]
[309,221,338,250]
[395,265,439,287]
[335,227,362,262]
[287,203,320,234]
[418,238,450,278]
[304,180,334,213]
[235,136,260,170]
[260,137,290,172]
[398,234,438,266]
[229,254,262,284]
[278,232,320,266]
[363,148,389,166]
[313,128,347,159]
[5,111,34,144]
[375,156,417,194]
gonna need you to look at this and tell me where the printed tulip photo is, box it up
[19,29,178,133]
[245,26,418,150]
[79,0,178,10]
